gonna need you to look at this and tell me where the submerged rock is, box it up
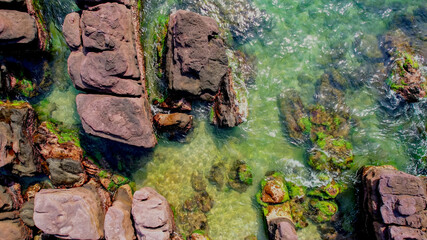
[76,94,157,148]
[0,10,37,45]
[166,10,228,101]
[132,187,175,240]
[0,101,38,176]
[208,162,227,190]
[360,166,427,240]
[228,160,253,192]
[278,89,308,143]
[34,187,104,239]
[105,185,135,240]
[153,113,193,136]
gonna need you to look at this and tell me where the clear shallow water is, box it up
[35,0,427,239]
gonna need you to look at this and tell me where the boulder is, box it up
[0,217,31,240]
[19,199,34,227]
[158,97,192,112]
[132,187,174,240]
[268,218,298,240]
[34,187,104,239]
[153,113,193,135]
[212,70,244,127]
[104,185,135,240]
[165,10,228,101]
[0,10,37,45]
[0,101,38,176]
[361,166,427,239]
[76,94,157,148]
[62,12,81,49]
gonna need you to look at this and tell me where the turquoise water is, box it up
[29,0,427,239]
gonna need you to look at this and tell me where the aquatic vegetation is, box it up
[44,121,80,147]
[310,199,338,223]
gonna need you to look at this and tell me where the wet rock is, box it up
[228,160,253,192]
[105,185,135,240]
[34,187,104,239]
[208,162,227,190]
[166,10,228,101]
[212,70,245,127]
[62,12,81,49]
[360,166,427,239]
[309,199,338,223]
[184,191,214,213]
[176,211,208,237]
[188,231,210,240]
[158,97,192,112]
[261,174,289,204]
[0,101,38,176]
[191,171,207,192]
[76,94,157,148]
[355,34,383,60]
[154,113,193,136]
[278,89,308,143]
[132,187,175,240]
[19,199,34,227]
[268,217,298,240]
[0,10,37,45]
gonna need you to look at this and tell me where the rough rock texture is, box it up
[77,94,156,147]
[361,166,427,240]
[166,10,228,101]
[153,113,193,135]
[132,187,175,240]
[0,10,37,45]
[64,1,156,147]
[104,185,135,240]
[0,102,38,176]
[268,218,298,240]
[212,70,244,127]
[34,187,104,239]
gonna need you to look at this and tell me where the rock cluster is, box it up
[64,0,156,147]
[360,166,427,239]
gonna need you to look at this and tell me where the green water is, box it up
[33,0,427,239]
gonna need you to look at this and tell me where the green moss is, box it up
[313,200,338,222]
[238,164,253,185]
[333,117,341,127]
[107,181,117,191]
[45,121,81,148]
[256,191,268,207]
[98,170,109,178]
[210,107,215,122]
[192,229,206,235]
[298,117,312,133]
[129,182,136,193]
[403,53,419,69]
[286,182,305,199]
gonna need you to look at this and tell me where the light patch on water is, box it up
[43,86,80,128]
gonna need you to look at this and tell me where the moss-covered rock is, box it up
[307,180,341,200]
[228,160,253,192]
[310,199,338,223]
[260,173,289,204]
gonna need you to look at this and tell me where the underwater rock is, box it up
[166,10,228,101]
[132,187,175,240]
[309,199,338,223]
[228,160,253,192]
[208,162,227,190]
[176,210,208,237]
[62,12,81,49]
[212,69,245,127]
[34,187,105,239]
[153,113,193,136]
[0,101,39,176]
[104,185,135,240]
[354,34,383,60]
[0,10,37,45]
[188,231,211,240]
[184,191,214,213]
[360,166,427,240]
[76,94,157,148]
[278,89,308,143]
[191,171,207,192]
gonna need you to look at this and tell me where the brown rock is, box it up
[132,187,174,240]
[153,113,193,134]
[262,180,285,204]
[76,94,157,148]
[62,12,81,49]
[166,10,228,101]
[158,97,192,112]
[34,187,104,239]
[105,185,135,240]
[0,218,32,240]
[0,10,37,45]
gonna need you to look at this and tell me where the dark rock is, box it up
[212,70,244,127]
[278,89,307,143]
[132,187,175,240]
[166,10,228,101]
[361,166,427,240]
[0,10,37,45]
[153,113,193,136]
[105,185,135,240]
[19,199,34,227]
[0,101,38,176]
[208,162,227,190]
[46,158,86,187]
[76,94,157,148]
[62,12,81,49]
[76,0,131,9]
[228,160,253,192]
[188,232,210,240]
[184,191,214,213]
[34,187,105,239]
[176,210,208,236]
[191,171,207,192]
[158,97,192,112]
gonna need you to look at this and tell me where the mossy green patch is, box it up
[298,117,312,133]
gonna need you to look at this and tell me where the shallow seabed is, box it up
[37,0,427,239]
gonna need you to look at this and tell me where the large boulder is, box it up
[0,101,38,176]
[0,10,37,45]
[33,187,104,239]
[132,187,175,240]
[153,113,193,136]
[62,12,81,49]
[165,10,228,101]
[105,185,135,240]
[76,94,157,147]
[360,166,427,240]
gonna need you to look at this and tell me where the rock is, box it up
[166,10,228,101]
[33,187,104,239]
[191,171,207,192]
[360,166,427,239]
[132,187,175,240]
[158,97,192,112]
[208,162,227,190]
[105,185,135,240]
[19,199,34,227]
[0,0,26,9]
[355,34,383,60]
[0,10,37,45]
[76,94,157,148]
[76,0,131,9]
[212,70,244,127]
[46,158,86,187]
[0,101,38,176]
[184,191,214,213]
[62,12,81,49]
[268,218,298,240]
[278,89,307,143]
[176,210,208,237]
[188,232,210,240]
[0,184,23,212]
[228,160,253,192]
[153,113,193,136]
[261,174,289,204]
[0,217,32,240]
